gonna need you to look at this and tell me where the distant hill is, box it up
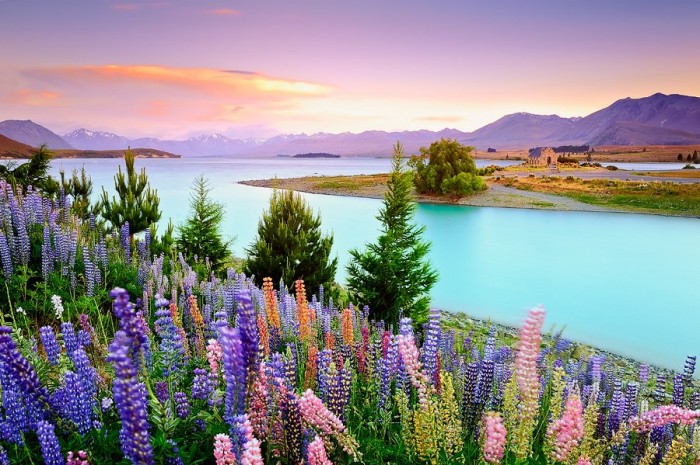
[7,92,700,156]
[0,120,73,149]
[0,134,36,158]
[52,148,180,159]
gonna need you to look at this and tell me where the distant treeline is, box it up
[292,152,341,158]
[552,145,590,153]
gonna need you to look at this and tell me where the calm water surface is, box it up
[50,157,699,369]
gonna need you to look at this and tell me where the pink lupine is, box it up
[307,436,333,465]
[298,389,345,435]
[250,363,270,439]
[547,394,584,462]
[213,434,236,465]
[628,405,700,433]
[514,307,546,409]
[397,334,430,404]
[207,339,223,375]
[66,450,90,465]
[577,457,592,465]
[241,437,264,465]
[482,412,507,464]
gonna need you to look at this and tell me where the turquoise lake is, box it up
[49,157,699,370]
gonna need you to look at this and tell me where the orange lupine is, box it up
[342,308,354,347]
[188,294,206,358]
[169,302,191,358]
[325,331,335,350]
[257,314,270,357]
[304,345,318,390]
[296,280,311,343]
[263,277,281,329]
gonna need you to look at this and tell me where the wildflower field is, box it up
[0,180,698,465]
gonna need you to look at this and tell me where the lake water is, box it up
[49,156,699,370]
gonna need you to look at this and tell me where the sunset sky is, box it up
[1,0,699,139]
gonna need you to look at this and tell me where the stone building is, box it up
[527,147,557,166]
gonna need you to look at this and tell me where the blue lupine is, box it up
[120,222,131,264]
[654,374,666,402]
[624,382,639,420]
[154,305,185,378]
[220,326,247,422]
[1,386,27,444]
[672,374,685,407]
[317,349,334,402]
[474,359,495,411]
[0,445,8,465]
[83,247,96,296]
[174,391,190,419]
[191,368,214,401]
[236,289,259,373]
[608,378,624,434]
[36,420,62,465]
[421,308,441,383]
[638,364,649,384]
[61,322,79,355]
[684,355,696,382]
[110,287,151,369]
[41,224,52,281]
[61,371,94,434]
[39,326,61,365]
[462,361,479,422]
[107,331,153,465]
[165,439,184,465]
[0,232,12,279]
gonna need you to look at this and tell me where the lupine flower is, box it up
[51,295,64,320]
[236,289,259,373]
[639,364,649,384]
[280,390,303,464]
[672,374,685,407]
[36,420,62,465]
[107,331,153,465]
[207,339,223,376]
[397,333,430,405]
[213,434,236,465]
[66,450,90,465]
[110,288,150,369]
[684,355,696,381]
[262,277,280,329]
[120,222,131,264]
[307,436,332,465]
[298,389,345,435]
[61,322,79,355]
[341,308,354,347]
[220,326,247,422]
[547,393,584,462]
[165,440,184,465]
[421,308,441,383]
[174,391,190,419]
[0,232,13,279]
[39,326,61,365]
[154,306,185,378]
[192,367,215,401]
[0,446,9,465]
[101,397,113,411]
[482,412,507,464]
[249,363,270,439]
[296,280,311,342]
[240,437,263,465]
[628,404,700,432]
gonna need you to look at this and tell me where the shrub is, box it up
[606,165,619,171]
[409,139,485,197]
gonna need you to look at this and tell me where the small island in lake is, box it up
[278,152,341,159]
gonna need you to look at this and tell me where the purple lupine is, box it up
[474,359,495,412]
[39,326,61,365]
[154,304,185,378]
[653,374,666,402]
[61,322,79,355]
[316,349,334,402]
[173,391,190,419]
[638,364,649,384]
[60,371,94,434]
[0,232,12,279]
[0,446,8,465]
[66,450,90,465]
[83,247,96,297]
[672,374,685,407]
[236,289,259,374]
[78,314,97,347]
[624,382,639,420]
[41,224,53,281]
[421,308,441,383]
[684,355,696,382]
[110,288,150,369]
[1,386,28,444]
[608,378,624,434]
[220,326,248,422]
[155,381,170,405]
[120,222,131,264]
[36,420,62,465]
[71,348,98,399]
[462,361,479,422]
[280,390,303,464]
[165,440,184,465]
[690,391,700,410]
[191,368,214,401]
[107,331,153,465]
[589,355,603,384]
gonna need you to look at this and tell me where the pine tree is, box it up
[244,189,337,296]
[176,175,231,273]
[346,142,438,325]
[99,148,161,237]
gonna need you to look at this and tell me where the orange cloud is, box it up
[4,89,62,106]
[28,65,333,100]
[207,8,241,16]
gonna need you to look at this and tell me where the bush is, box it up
[606,165,619,171]
[683,164,697,170]
[409,139,485,197]
[557,156,578,164]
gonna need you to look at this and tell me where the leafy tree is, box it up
[244,189,337,296]
[99,148,161,237]
[176,175,231,274]
[346,142,437,325]
[0,145,59,194]
[409,138,485,197]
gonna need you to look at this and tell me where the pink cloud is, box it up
[207,8,242,16]
[2,89,62,106]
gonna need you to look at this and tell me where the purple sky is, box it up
[1,0,699,139]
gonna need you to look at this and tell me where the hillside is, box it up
[0,134,37,158]
[0,120,73,149]
[52,148,180,159]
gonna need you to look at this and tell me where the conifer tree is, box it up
[176,175,231,273]
[346,142,438,324]
[99,148,161,237]
[60,166,94,220]
[244,189,336,296]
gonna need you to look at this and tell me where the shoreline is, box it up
[238,175,700,219]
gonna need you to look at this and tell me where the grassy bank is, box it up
[495,175,700,217]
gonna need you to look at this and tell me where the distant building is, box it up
[528,147,557,167]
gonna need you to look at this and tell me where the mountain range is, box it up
[2,93,699,157]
